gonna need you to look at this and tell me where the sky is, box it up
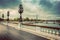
[0,0,60,20]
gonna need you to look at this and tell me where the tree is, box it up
[25,17,29,21]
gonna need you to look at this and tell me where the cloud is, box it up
[53,1,60,15]
[40,0,52,7]
[0,0,60,20]
[21,0,60,19]
[39,0,53,11]
[39,0,60,16]
[0,0,21,9]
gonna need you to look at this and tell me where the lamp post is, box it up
[2,14,4,21]
[18,4,23,22]
[7,11,9,22]
[18,4,23,28]
[7,11,10,30]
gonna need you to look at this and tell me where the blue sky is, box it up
[0,0,60,20]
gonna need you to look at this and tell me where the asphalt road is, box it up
[0,23,49,40]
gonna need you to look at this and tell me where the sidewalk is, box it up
[2,22,60,40]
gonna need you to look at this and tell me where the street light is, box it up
[7,11,9,22]
[18,4,23,22]
[6,11,10,31]
[2,14,4,21]
[18,4,23,29]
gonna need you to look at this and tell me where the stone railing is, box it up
[22,23,60,36]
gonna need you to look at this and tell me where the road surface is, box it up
[0,23,49,40]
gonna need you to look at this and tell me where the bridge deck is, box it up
[0,23,48,40]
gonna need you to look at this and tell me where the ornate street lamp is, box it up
[18,4,23,22]
[2,14,4,21]
[6,11,10,30]
[7,11,10,22]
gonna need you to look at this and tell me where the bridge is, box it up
[0,21,60,40]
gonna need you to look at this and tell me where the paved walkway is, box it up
[2,22,60,40]
[0,23,49,40]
